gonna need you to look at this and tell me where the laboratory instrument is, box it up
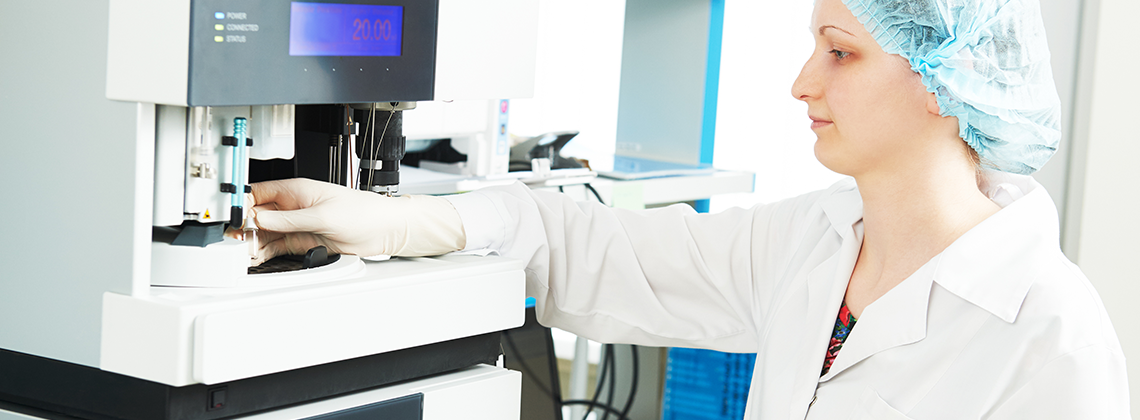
[0,0,538,419]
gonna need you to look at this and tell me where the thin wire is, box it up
[585,183,607,206]
[366,104,394,191]
[501,329,559,400]
[340,105,354,186]
[365,103,376,189]
[347,106,356,188]
[347,130,356,188]
[582,344,612,420]
[602,346,616,420]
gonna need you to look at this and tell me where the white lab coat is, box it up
[445,171,1130,419]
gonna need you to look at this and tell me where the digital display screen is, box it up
[289,2,403,56]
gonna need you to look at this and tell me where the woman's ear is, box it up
[926,92,942,116]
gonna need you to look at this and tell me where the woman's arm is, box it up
[447,181,832,352]
[246,177,840,352]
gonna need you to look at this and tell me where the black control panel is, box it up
[187,0,438,106]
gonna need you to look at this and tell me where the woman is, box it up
[244,0,1130,417]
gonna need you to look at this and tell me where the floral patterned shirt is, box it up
[820,300,857,377]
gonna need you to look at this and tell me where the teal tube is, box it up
[231,118,247,208]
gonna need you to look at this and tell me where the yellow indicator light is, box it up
[214,36,224,43]
[215,24,224,31]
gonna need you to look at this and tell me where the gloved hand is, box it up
[243,178,467,265]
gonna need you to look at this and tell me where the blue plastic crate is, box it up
[662,348,756,420]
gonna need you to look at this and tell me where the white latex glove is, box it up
[242,178,466,265]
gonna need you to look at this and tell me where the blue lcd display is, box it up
[289,2,403,56]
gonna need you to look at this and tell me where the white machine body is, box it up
[103,256,525,386]
[106,0,532,412]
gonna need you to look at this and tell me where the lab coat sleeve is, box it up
[986,345,1131,419]
[445,181,829,353]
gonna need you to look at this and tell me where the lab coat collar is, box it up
[820,181,864,240]
[813,183,875,383]
[816,172,1056,381]
[932,171,1056,324]
[820,256,935,382]
[820,172,1054,324]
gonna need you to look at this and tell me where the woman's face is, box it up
[792,0,945,178]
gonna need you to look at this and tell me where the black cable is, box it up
[602,346,616,420]
[559,185,565,193]
[584,183,606,206]
[618,345,639,419]
[560,400,629,420]
[581,344,612,420]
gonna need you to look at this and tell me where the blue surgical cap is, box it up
[842,0,1062,174]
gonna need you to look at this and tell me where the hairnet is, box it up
[841,0,1061,174]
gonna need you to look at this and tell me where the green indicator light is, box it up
[214,36,224,43]
[215,24,224,31]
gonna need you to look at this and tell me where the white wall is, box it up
[508,0,627,166]
[511,0,845,208]
[710,1,845,212]
[1070,0,1140,412]
[1034,0,1083,228]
